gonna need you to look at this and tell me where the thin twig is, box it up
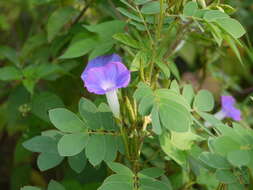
[192,116,215,137]
[86,131,121,136]
[135,5,154,46]
[163,20,193,61]
[72,0,92,25]
[107,0,124,20]
[143,149,161,165]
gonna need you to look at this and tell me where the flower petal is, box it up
[221,95,242,121]
[83,67,108,94]
[227,107,241,121]
[83,54,121,74]
[81,56,130,94]
[221,96,235,108]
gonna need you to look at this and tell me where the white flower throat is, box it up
[105,90,120,118]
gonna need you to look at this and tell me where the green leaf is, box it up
[134,84,154,116]
[134,82,153,102]
[48,180,65,190]
[159,132,187,167]
[156,61,171,79]
[227,183,244,190]
[22,65,40,94]
[103,135,118,162]
[21,186,41,190]
[214,124,245,144]
[113,33,140,48]
[21,33,47,58]
[227,150,250,167]
[37,152,64,171]
[41,130,63,139]
[68,150,87,173]
[183,2,198,17]
[47,7,76,42]
[99,104,118,131]
[61,180,84,190]
[199,152,231,169]
[151,106,162,135]
[58,133,89,156]
[23,136,57,154]
[233,123,253,144]
[215,169,237,184]
[6,85,30,125]
[117,7,142,22]
[211,136,241,156]
[197,168,219,189]
[79,97,100,130]
[22,78,36,94]
[170,80,180,94]
[182,84,194,105]
[141,2,161,15]
[85,135,118,166]
[0,66,22,81]
[160,175,173,189]
[134,0,151,5]
[139,94,155,116]
[31,92,64,122]
[98,174,134,190]
[156,89,191,109]
[79,98,117,131]
[88,42,113,60]
[14,138,32,164]
[119,0,136,10]
[60,37,97,59]
[107,162,133,176]
[168,61,180,80]
[139,177,171,190]
[139,168,164,178]
[135,85,192,132]
[129,21,146,31]
[203,10,229,22]
[198,112,222,127]
[84,20,126,41]
[36,63,62,79]
[130,50,150,71]
[193,90,214,112]
[208,22,223,46]
[171,131,203,150]
[49,108,86,133]
[0,46,20,66]
[224,34,243,63]
[85,135,106,166]
[159,100,191,132]
[216,18,246,39]
[219,4,236,14]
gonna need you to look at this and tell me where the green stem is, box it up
[163,20,193,61]
[192,116,215,137]
[135,5,154,47]
[87,131,121,136]
[156,0,165,40]
[198,0,206,8]
[125,96,136,124]
[248,168,253,189]
[117,118,131,160]
[72,0,92,25]
[140,61,146,82]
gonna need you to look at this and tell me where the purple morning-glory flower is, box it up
[205,95,241,127]
[81,54,130,118]
[220,95,241,121]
